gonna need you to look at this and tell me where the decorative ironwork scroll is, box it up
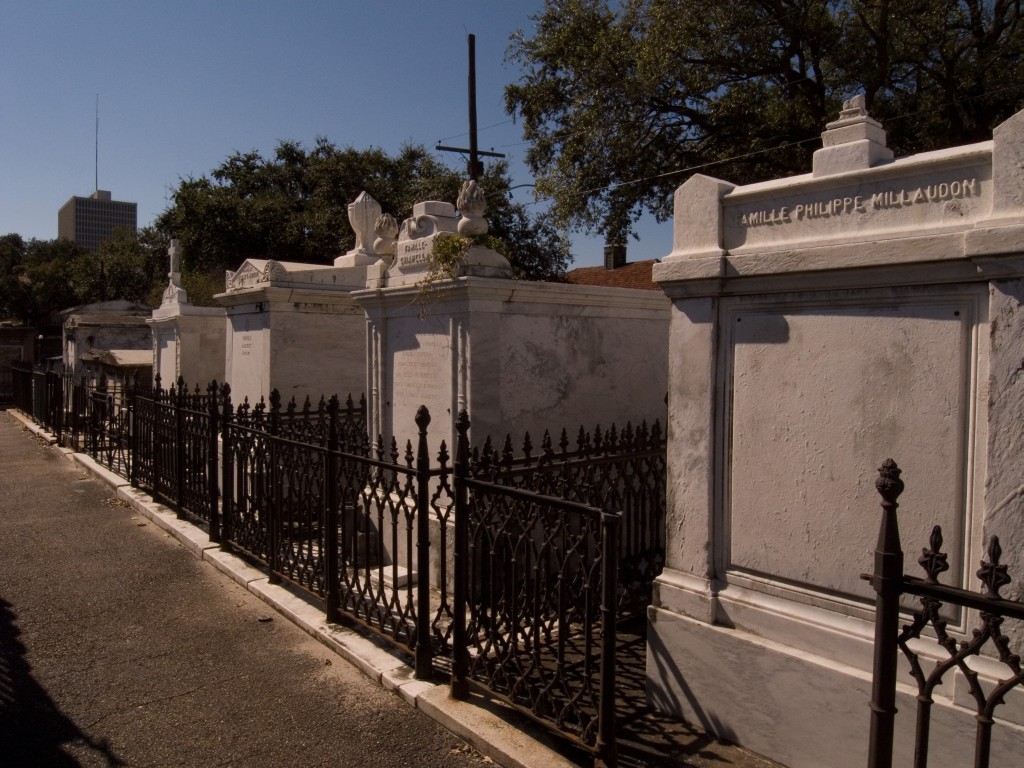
[866,458,1024,768]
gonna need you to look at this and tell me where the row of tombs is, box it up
[58,101,1024,768]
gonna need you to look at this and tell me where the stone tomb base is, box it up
[647,601,1024,768]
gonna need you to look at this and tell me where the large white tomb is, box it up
[353,188,670,454]
[217,259,369,406]
[149,240,226,388]
[215,194,383,406]
[649,99,1024,767]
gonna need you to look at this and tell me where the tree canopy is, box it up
[0,230,164,325]
[1,141,571,325]
[156,140,569,281]
[505,0,1024,242]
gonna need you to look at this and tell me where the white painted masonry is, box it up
[217,258,369,407]
[651,102,1024,767]
[149,240,226,388]
[355,191,669,452]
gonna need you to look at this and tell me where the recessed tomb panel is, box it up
[226,313,270,406]
[387,320,453,449]
[723,287,983,602]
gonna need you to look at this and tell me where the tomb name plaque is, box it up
[397,237,433,271]
[389,328,452,445]
[724,165,991,250]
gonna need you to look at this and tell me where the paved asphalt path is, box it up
[0,412,491,768]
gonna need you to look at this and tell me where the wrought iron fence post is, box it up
[220,384,234,552]
[595,508,621,768]
[91,375,107,458]
[451,410,470,699]
[58,372,68,445]
[175,376,186,517]
[68,378,79,450]
[47,371,62,442]
[867,459,905,768]
[207,381,221,543]
[414,406,433,681]
[268,389,282,585]
[127,379,138,486]
[325,395,341,623]
[57,372,67,441]
[152,380,162,502]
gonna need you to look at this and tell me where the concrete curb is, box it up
[8,409,57,443]
[16,412,579,768]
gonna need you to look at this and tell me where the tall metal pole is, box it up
[468,34,479,180]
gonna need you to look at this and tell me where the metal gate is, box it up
[450,411,667,768]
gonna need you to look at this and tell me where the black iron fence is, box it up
[0,362,13,405]
[866,459,1024,768]
[8,362,666,767]
[453,412,621,765]
[469,419,666,617]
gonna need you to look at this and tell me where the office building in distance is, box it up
[58,190,137,251]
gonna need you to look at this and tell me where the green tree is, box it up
[21,238,90,323]
[0,230,167,324]
[75,226,166,305]
[156,140,569,281]
[506,0,1024,242]
[0,234,30,322]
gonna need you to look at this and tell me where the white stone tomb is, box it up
[216,193,385,406]
[649,99,1024,768]
[149,239,226,388]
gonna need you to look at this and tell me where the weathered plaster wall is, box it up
[357,279,669,455]
[270,300,366,404]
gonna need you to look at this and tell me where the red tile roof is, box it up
[564,259,662,291]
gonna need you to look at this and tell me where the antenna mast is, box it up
[94,94,99,192]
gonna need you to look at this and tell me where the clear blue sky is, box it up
[0,0,671,269]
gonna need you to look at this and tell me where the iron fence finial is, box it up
[875,458,904,504]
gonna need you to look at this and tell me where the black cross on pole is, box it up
[436,34,505,180]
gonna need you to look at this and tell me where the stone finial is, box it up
[349,191,380,253]
[839,94,867,118]
[168,239,181,276]
[400,201,459,240]
[161,238,188,306]
[334,191,383,267]
[813,94,894,177]
[261,259,286,282]
[373,212,399,259]
[457,180,488,236]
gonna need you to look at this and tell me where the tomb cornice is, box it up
[215,285,362,310]
[149,304,223,321]
[353,276,671,317]
[723,142,992,204]
[656,252,1024,299]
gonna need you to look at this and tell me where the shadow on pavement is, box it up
[0,596,125,767]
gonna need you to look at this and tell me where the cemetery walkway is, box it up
[0,410,785,768]
[0,411,494,768]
